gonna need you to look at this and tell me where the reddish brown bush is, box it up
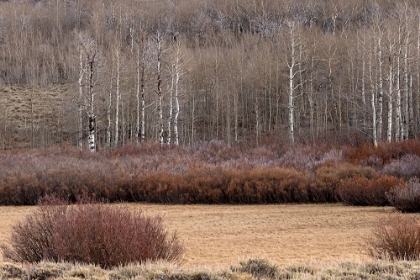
[367,214,420,261]
[1,197,184,268]
[387,178,420,213]
[344,140,420,166]
[337,176,404,206]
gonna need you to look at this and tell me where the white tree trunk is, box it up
[396,42,402,141]
[168,59,174,145]
[87,52,96,152]
[78,46,84,150]
[156,32,164,145]
[107,60,113,147]
[369,49,378,147]
[403,33,410,139]
[377,34,384,142]
[173,41,181,146]
[136,42,141,143]
[286,21,299,146]
[387,52,393,143]
[114,49,121,148]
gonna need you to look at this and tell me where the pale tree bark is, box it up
[369,43,378,147]
[173,39,182,146]
[377,28,384,142]
[395,25,402,141]
[114,48,121,148]
[359,32,367,134]
[156,31,164,145]
[255,93,260,146]
[107,55,113,148]
[86,46,97,152]
[387,33,394,143]
[403,32,410,140]
[77,45,84,150]
[285,21,304,146]
[134,33,148,143]
[78,33,98,152]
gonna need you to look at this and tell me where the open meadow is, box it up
[0,203,395,269]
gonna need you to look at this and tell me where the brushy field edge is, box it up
[1,140,420,206]
[2,259,420,280]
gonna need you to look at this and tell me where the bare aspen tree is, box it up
[369,41,378,147]
[78,33,99,152]
[133,30,149,143]
[403,28,411,140]
[156,31,164,145]
[357,31,368,134]
[85,41,98,152]
[77,43,84,150]
[395,21,403,141]
[284,21,303,145]
[386,29,395,143]
[114,47,121,147]
[172,38,183,146]
[374,24,385,143]
[402,8,413,139]
[107,57,113,148]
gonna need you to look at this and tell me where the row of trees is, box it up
[2,0,420,149]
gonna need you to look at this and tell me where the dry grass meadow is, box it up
[0,203,396,269]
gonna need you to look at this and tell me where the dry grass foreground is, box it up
[0,204,398,269]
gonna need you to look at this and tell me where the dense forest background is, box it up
[1,0,420,149]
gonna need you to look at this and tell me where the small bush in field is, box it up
[387,178,420,213]
[367,214,420,261]
[231,259,279,279]
[1,197,184,268]
[337,176,403,206]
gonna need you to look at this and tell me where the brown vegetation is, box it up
[2,259,420,280]
[387,178,420,213]
[367,214,420,261]
[338,176,404,206]
[1,197,183,268]
[2,140,420,207]
[0,204,394,269]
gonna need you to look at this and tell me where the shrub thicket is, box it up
[337,176,404,206]
[2,141,420,206]
[383,154,420,179]
[1,197,184,268]
[367,214,420,261]
[387,178,420,213]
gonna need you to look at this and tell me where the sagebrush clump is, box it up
[367,214,420,261]
[1,196,184,268]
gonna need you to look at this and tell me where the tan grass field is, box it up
[0,204,395,269]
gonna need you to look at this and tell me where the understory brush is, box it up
[387,178,420,212]
[1,140,420,208]
[1,196,184,268]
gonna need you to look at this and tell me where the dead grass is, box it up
[0,204,395,269]
[0,85,73,148]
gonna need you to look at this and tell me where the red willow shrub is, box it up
[344,139,420,166]
[129,167,328,204]
[337,176,404,206]
[1,196,184,268]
